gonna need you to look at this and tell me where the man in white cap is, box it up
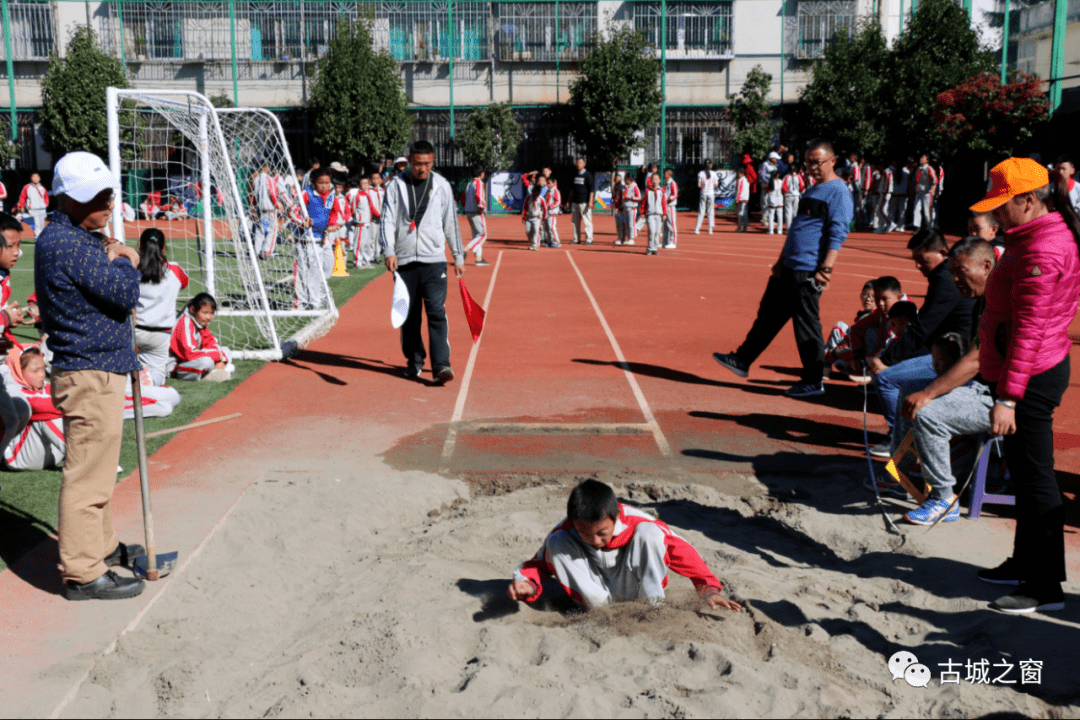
[35,151,146,601]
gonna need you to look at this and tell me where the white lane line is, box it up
[47,477,256,720]
[464,422,652,434]
[440,251,504,466]
[566,252,673,459]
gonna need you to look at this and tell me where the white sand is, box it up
[60,463,1080,718]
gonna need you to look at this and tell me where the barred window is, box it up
[374,1,489,62]
[493,2,597,62]
[632,2,733,59]
[796,0,855,59]
[0,0,55,60]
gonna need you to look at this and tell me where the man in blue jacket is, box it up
[36,152,145,601]
[714,139,854,398]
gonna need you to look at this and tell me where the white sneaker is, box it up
[205,369,232,383]
[624,240,635,245]
[869,440,893,458]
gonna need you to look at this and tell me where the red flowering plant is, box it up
[932,72,1050,158]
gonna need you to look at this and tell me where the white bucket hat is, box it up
[52,152,119,204]
[394,156,408,166]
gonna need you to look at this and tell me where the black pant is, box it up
[995,354,1071,586]
[735,266,825,383]
[397,261,450,372]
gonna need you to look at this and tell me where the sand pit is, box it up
[58,464,1080,718]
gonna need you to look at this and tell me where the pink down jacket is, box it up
[980,212,1080,400]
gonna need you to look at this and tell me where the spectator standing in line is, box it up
[972,158,1080,614]
[713,139,854,398]
[758,153,780,227]
[911,153,938,231]
[887,159,909,232]
[695,160,718,235]
[775,148,790,177]
[300,158,320,190]
[569,157,594,245]
[382,141,465,385]
[35,152,145,601]
[17,173,49,238]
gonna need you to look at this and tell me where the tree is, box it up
[309,19,412,163]
[209,93,236,108]
[932,72,1050,161]
[40,25,131,158]
[884,0,994,156]
[727,65,778,162]
[455,104,522,173]
[568,26,663,169]
[795,20,890,158]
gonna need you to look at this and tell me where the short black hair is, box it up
[188,292,217,313]
[471,165,483,178]
[1055,155,1074,166]
[0,212,22,244]
[932,331,968,364]
[310,167,332,183]
[907,226,949,254]
[308,157,320,167]
[332,173,348,187]
[567,480,620,524]
[949,236,996,264]
[874,275,902,295]
[806,138,836,156]
[862,279,876,293]
[409,140,435,156]
[888,300,919,322]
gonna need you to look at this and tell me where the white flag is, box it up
[391,271,410,328]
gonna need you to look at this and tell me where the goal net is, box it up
[106,88,337,360]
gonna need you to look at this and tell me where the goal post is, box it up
[106,87,337,361]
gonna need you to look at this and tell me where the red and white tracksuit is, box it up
[620,182,642,243]
[663,179,678,247]
[3,380,64,471]
[17,183,48,237]
[514,504,723,609]
[135,262,190,386]
[912,164,939,230]
[253,172,281,257]
[543,183,562,246]
[781,173,805,228]
[463,177,487,257]
[522,193,548,248]
[168,308,234,380]
[141,191,163,220]
[352,189,381,266]
[642,187,668,253]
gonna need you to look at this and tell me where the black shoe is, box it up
[65,570,146,601]
[434,366,454,385]
[713,352,749,378]
[978,558,1022,586]
[475,259,491,266]
[104,541,145,569]
[403,366,422,380]
[990,583,1064,614]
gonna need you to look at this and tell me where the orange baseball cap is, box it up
[970,157,1050,213]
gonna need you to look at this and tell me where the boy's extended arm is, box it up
[512,548,553,603]
[664,532,722,595]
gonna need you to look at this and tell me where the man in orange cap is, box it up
[971,157,1080,614]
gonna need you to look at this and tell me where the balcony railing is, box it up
[0,0,56,60]
[493,2,597,62]
[796,0,855,59]
[631,2,733,60]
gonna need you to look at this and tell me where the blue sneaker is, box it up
[713,352,749,378]
[785,381,825,398]
[905,495,960,525]
[862,468,910,500]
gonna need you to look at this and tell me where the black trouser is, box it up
[397,261,450,373]
[735,266,825,383]
[994,354,1071,586]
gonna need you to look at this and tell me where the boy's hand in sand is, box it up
[704,591,741,612]
[507,580,536,601]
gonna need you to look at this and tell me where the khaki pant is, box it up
[572,203,592,243]
[53,369,126,584]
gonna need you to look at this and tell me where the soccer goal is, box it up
[106,88,337,360]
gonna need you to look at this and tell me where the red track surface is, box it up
[3,209,1079,715]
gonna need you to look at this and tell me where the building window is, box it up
[494,2,597,62]
[632,2,733,59]
[1,0,55,60]
[368,1,489,62]
[796,0,855,59]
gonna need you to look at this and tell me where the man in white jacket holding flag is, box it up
[382,141,465,385]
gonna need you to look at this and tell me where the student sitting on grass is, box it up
[0,212,31,354]
[1,346,58,471]
[508,480,742,612]
[168,293,234,382]
[135,228,190,386]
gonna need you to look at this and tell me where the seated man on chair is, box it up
[865,237,996,525]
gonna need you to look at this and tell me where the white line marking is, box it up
[464,422,652,434]
[566,252,673,459]
[47,478,256,719]
[441,251,503,466]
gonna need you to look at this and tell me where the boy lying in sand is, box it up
[508,480,741,612]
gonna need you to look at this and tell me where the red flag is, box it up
[459,278,485,344]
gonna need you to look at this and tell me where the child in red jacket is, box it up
[168,293,235,382]
[508,480,742,611]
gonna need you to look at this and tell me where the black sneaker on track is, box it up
[978,558,1023,586]
[784,381,826,398]
[434,366,455,385]
[990,583,1064,614]
[475,259,491,266]
[713,352,749,378]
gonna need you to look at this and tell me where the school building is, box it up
[0,0,1060,172]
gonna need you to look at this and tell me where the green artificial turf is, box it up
[0,240,383,572]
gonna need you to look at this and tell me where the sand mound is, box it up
[60,467,1080,718]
